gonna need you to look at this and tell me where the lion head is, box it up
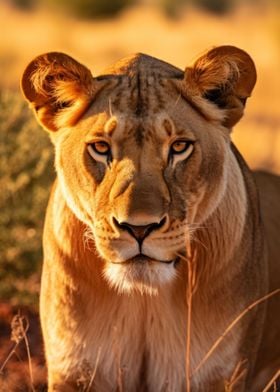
[21,46,256,295]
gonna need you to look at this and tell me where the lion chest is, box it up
[46,287,241,391]
[48,291,187,391]
[90,296,187,391]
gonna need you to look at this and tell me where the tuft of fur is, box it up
[21,53,105,131]
[182,46,257,128]
[185,53,241,96]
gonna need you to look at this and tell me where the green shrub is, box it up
[194,0,234,14]
[160,0,188,17]
[0,90,54,306]
[43,0,135,18]
[10,0,35,10]
[158,0,235,17]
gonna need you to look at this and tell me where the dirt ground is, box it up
[0,303,47,392]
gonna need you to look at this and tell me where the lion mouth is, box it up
[112,254,179,265]
[105,254,180,295]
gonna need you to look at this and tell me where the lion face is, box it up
[21,48,256,294]
[52,85,228,295]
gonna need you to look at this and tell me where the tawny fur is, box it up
[21,46,280,391]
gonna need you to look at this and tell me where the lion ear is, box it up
[183,46,257,128]
[21,52,102,131]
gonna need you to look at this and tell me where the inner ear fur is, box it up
[21,52,98,131]
[183,45,257,128]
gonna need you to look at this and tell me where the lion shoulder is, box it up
[254,171,280,284]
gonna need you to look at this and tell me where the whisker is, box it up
[170,92,181,113]
[191,236,209,251]
[108,96,113,117]
[83,227,95,251]
[187,222,211,230]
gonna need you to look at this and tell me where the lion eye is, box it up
[87,141,112,164]
[170,140,191,154]
[169,140,194,166]
[91,141,111,155]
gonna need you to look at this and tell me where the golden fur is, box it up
[21,46,280,391]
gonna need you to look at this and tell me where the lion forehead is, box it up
[103,53,183,79]
[106,114,180,149]
[89,54,183,120]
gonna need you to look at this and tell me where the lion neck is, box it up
[189,145,249,288]
[188,142,265,302]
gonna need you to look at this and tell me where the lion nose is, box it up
[113,216,166,245]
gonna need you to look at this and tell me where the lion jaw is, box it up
[103,256,178,296]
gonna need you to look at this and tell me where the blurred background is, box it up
[0,0,280,388]
[1,0,280,308]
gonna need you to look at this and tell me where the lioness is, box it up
[21,46,280,391]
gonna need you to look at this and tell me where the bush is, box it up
[0,90,54,306]
[195,0,234,14]
[43,0,136,18]
[158,0,235,17]
[10,0,35,10]
[160,0,187,17]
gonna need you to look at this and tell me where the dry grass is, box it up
[180,246,280,390]
[262,369,280,392]
[192,288,280,378]
[181,246,198,392]
[0,314,30,376]
[224,359,248,391]
[0,313,36,392]
[75,350,101,392]
[0,289,279,391]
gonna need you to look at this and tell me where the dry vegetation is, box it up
[0,1,280,390]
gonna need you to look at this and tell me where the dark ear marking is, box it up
[204,87,248,109]
[239,97,247,106]
[203,88,227,109]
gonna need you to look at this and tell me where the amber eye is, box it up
[170,140,191,154]
[91,141,111,155]
[168,139,194,165]
[87,141,112,164]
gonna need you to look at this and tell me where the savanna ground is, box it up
[0,0,280,390]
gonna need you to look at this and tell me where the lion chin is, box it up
[103,255,178,296]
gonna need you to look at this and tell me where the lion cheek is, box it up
[142,240,183,262]
[94,236,139,264]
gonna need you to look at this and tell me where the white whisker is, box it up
[108,96,113,117]
[191,235,209,251]
[83,227,95,251]
[170,92,181,113]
